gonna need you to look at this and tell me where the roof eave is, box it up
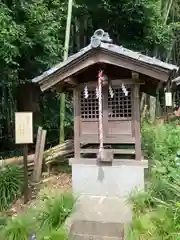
[172,76,180,85]
[32,45,93,84]
[32,43,179,90]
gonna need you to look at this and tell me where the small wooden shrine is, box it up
[32,29,179,164]
[74,70,142,162]
[32,31,179,239]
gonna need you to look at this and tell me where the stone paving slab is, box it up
[71,196,132,223]
[70,220,124,237]
[69,233,124,240]
[65,196,132,240]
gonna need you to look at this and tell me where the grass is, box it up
[128,121,180,239]
[38,191,75,230]
[0,165,23,211]
[0,190,75,240]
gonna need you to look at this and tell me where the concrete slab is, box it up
[71,163,146,198]
[72,196,132,223]
[70,233,123,240]
[65,196,131,240]
[70,220,124,236]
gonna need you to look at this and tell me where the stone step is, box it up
[72,196,132,223]
[65,196,130,240]
[69,233,123,240]
[70,220,124,237]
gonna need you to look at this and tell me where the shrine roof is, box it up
[172,76,180,85]
[32,30,179,90]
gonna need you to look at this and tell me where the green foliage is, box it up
[0,0,67,155]
[128,122,180,239]
[0,191,74,240]
[3,213,34,240]
[40,227,68,240]
[75,0,174,55]
[0,166,23,211]
[128,181,180,240]
[0,5,22,66]
[142,122,180,182]
[38,192,75,230]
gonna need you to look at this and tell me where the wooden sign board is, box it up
[165,92,172,107]
[15,112,33,144]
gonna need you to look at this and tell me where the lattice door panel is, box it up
[80,90,99,119]
[108,87,132,119]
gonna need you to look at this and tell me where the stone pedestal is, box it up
[69,159,148,199]
[67,159,148,239]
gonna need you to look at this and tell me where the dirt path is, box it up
[9,172,72,216]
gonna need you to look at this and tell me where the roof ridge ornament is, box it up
[90,29,112,48]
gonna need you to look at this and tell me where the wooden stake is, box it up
[150,96,156,122]
[32,127,43,182]
[141,104,147,121]
[140,93,146,113]
[23,144,29,204]
[33,130,47,183]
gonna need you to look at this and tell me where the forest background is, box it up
[0,0,180,157]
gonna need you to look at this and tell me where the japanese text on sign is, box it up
[15,112,33,144]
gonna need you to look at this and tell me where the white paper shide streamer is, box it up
[122,83,128,96]
[109,85,114,98]
[84,85,89,99]
[96,86,99,99]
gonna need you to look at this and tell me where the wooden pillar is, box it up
[74,88,80,158]
[131,87,135,137]
[132,72,141,160]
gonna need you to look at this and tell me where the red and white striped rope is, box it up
[98,70,103,150]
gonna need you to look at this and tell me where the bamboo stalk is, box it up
[59,0,73,143]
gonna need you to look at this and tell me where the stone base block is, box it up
[70,160,148,198]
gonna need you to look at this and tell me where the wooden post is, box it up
[140,93,146,113]
[32,126,42,182]
[155,82,163,119]
[132,72,141,160]
[150,96,156,122]
[32,129,47,183]
[23,144,29,204]
[134,85,142,160]
[74,89,80,158]
[141,104,148,121]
